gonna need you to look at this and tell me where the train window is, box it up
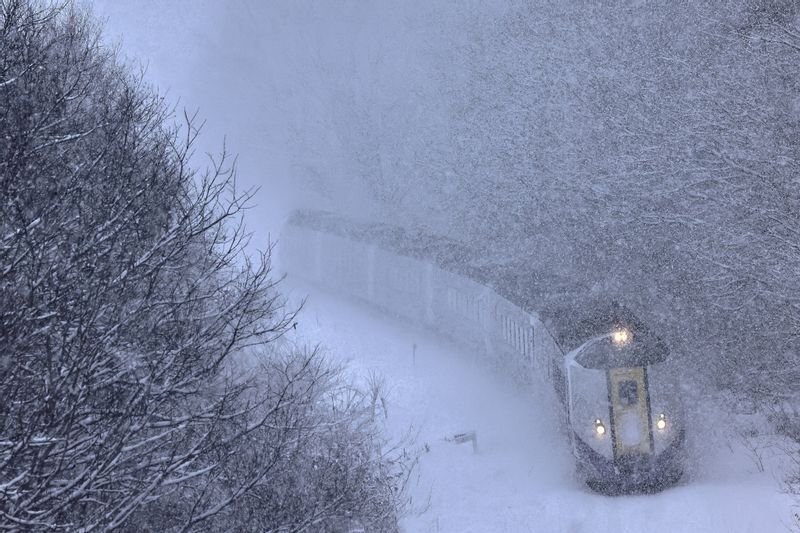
[618,380,638,407]
[552,361,567,406]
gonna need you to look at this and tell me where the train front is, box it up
[565,324,685,493]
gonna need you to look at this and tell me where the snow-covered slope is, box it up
[284,282,792,533]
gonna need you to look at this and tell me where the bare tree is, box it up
[0,2,411,531]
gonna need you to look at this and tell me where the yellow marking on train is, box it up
[609,366,652,457]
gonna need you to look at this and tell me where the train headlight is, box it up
[611,328,631,346]
[656,413,667,431]
[594,418,606,436]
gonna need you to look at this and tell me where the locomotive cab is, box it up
[564,323,685,493]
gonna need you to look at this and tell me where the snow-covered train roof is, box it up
[541,299,668,356]
[287,209,669,360]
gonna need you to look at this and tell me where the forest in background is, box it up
[212,0,800,409]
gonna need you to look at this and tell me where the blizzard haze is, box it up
[90,0,477,243]
[50,0,800,530]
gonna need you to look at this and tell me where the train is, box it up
[548,303,685,492]
[280,210,685,493]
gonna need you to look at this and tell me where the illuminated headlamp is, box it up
[594,418,606,436]
[656,413,667,431]
[611,328,631,346]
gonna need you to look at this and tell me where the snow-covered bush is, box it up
[0,1,408,530]
[191,348,410,533]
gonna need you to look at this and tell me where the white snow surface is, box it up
[284,282,792,533]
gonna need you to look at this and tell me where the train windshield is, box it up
[618,380,639,406]
[575,334,669,369]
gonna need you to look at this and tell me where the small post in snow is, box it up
[451,430,478,453]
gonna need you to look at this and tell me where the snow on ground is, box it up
[283,281,793,533]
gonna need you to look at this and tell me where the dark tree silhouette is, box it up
[0,2,409,531]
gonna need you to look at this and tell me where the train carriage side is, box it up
[281,212,684,494]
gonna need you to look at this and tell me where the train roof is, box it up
[573,331,670,369]
[287,209,477,268]
[287,209,580,304]
[541,299,670,366]
[287,210,669,363]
